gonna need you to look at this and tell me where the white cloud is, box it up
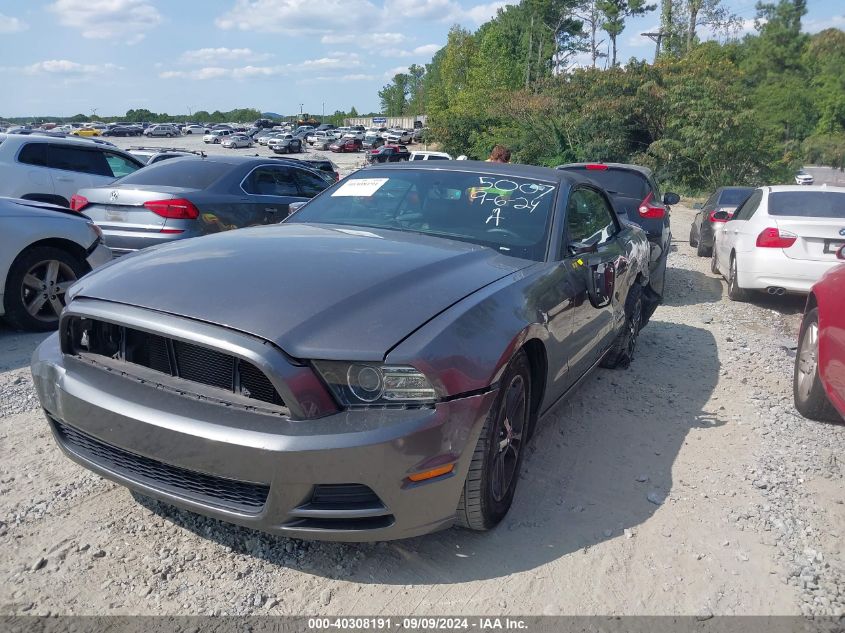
[0,12,28,33]
[216,0,377,34]
[384,65,409,78]
[160,55,362,80]
[322,31,406,48]
[19,59,121,75]
[383,0,452,19]
[47,0,162,43]
[381,43,442,58]
[455,1,509,24]
[299,73,378,84]
[181,47,271,64]
[300,55,362,69]
[216,0,512,38]
[803,15,844,34]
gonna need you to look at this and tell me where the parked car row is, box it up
[684,181,845,425]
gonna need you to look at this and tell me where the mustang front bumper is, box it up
[32,332,496,542]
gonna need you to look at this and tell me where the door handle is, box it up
[56,177,73,182]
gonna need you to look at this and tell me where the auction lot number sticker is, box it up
[331,178,389,197]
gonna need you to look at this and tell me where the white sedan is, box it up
[713,185,845,300]
[221,134,253,149]
[183,124,208,135]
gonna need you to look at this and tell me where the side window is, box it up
[295,169,329,198]
[18,143,48,167]
[104,153,140,178]
[563,188,618,257]
[47,145,111,176]
[243,167,299,196]
[733,190,762,221]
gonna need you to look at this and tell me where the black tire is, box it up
[727,254,748,302]
[3,246,87,332]
[601,283,643,369]
[689,225,698,247]
[696,239,711,257]
[456,350,532,531]
[710,249,719,275]
[794,308,841,422]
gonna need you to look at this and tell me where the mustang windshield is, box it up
[288,169,558,260]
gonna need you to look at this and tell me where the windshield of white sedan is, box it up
[289,169,557,260]
[769,191,845,218]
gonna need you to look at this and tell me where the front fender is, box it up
[385,264,550,398]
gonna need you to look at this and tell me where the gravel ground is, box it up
[0,202,842,617]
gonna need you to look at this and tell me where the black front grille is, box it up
[65,318,284,407]
[311,484,383,510]
[51,417,269,514]
[173,340,234,390]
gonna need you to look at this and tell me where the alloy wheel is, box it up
[19,259,77,323]
[490,374,527,502]
[796,321,819,402]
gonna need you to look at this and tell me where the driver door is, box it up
[561,186,624,380]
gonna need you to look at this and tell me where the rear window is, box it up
[561,167,649,200]
[718,188,754,206]
[117,159,230,189]
[768,191,845,218]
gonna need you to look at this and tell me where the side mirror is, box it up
[712,210,730,222]
[663,192,680,205]
[692,202,703,210]
[569,241,598,256]
[837,244,845,261]
[285,201,307,220]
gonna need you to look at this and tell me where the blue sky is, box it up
[0,0,842,118]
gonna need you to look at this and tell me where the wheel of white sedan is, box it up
[727,255,749,302]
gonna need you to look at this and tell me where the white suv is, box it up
[0,134,145,207]
[203,129,233,144]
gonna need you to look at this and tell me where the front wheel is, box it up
[601,283,643,369]
[456,351,531,531]
[794,308,841,422]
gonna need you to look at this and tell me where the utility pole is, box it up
[322,102,325,118]
[642,32,664,61]
[299,103,304,115]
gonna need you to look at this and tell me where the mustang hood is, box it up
[73,224,533,359]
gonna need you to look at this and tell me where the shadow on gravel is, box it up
[0,323,51,372]
[661,267,723,307]
[135,320,722,585]
[741,292,806,317]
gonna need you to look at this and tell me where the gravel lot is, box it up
[0,195,843,616]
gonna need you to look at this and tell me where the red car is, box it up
[329,137,362,153]
[794,244,845,421]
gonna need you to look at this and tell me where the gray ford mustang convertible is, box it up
[32,161,653,541]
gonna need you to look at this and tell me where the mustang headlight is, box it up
[312,361,437,408]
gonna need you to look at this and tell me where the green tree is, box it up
[597,0,656,66]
